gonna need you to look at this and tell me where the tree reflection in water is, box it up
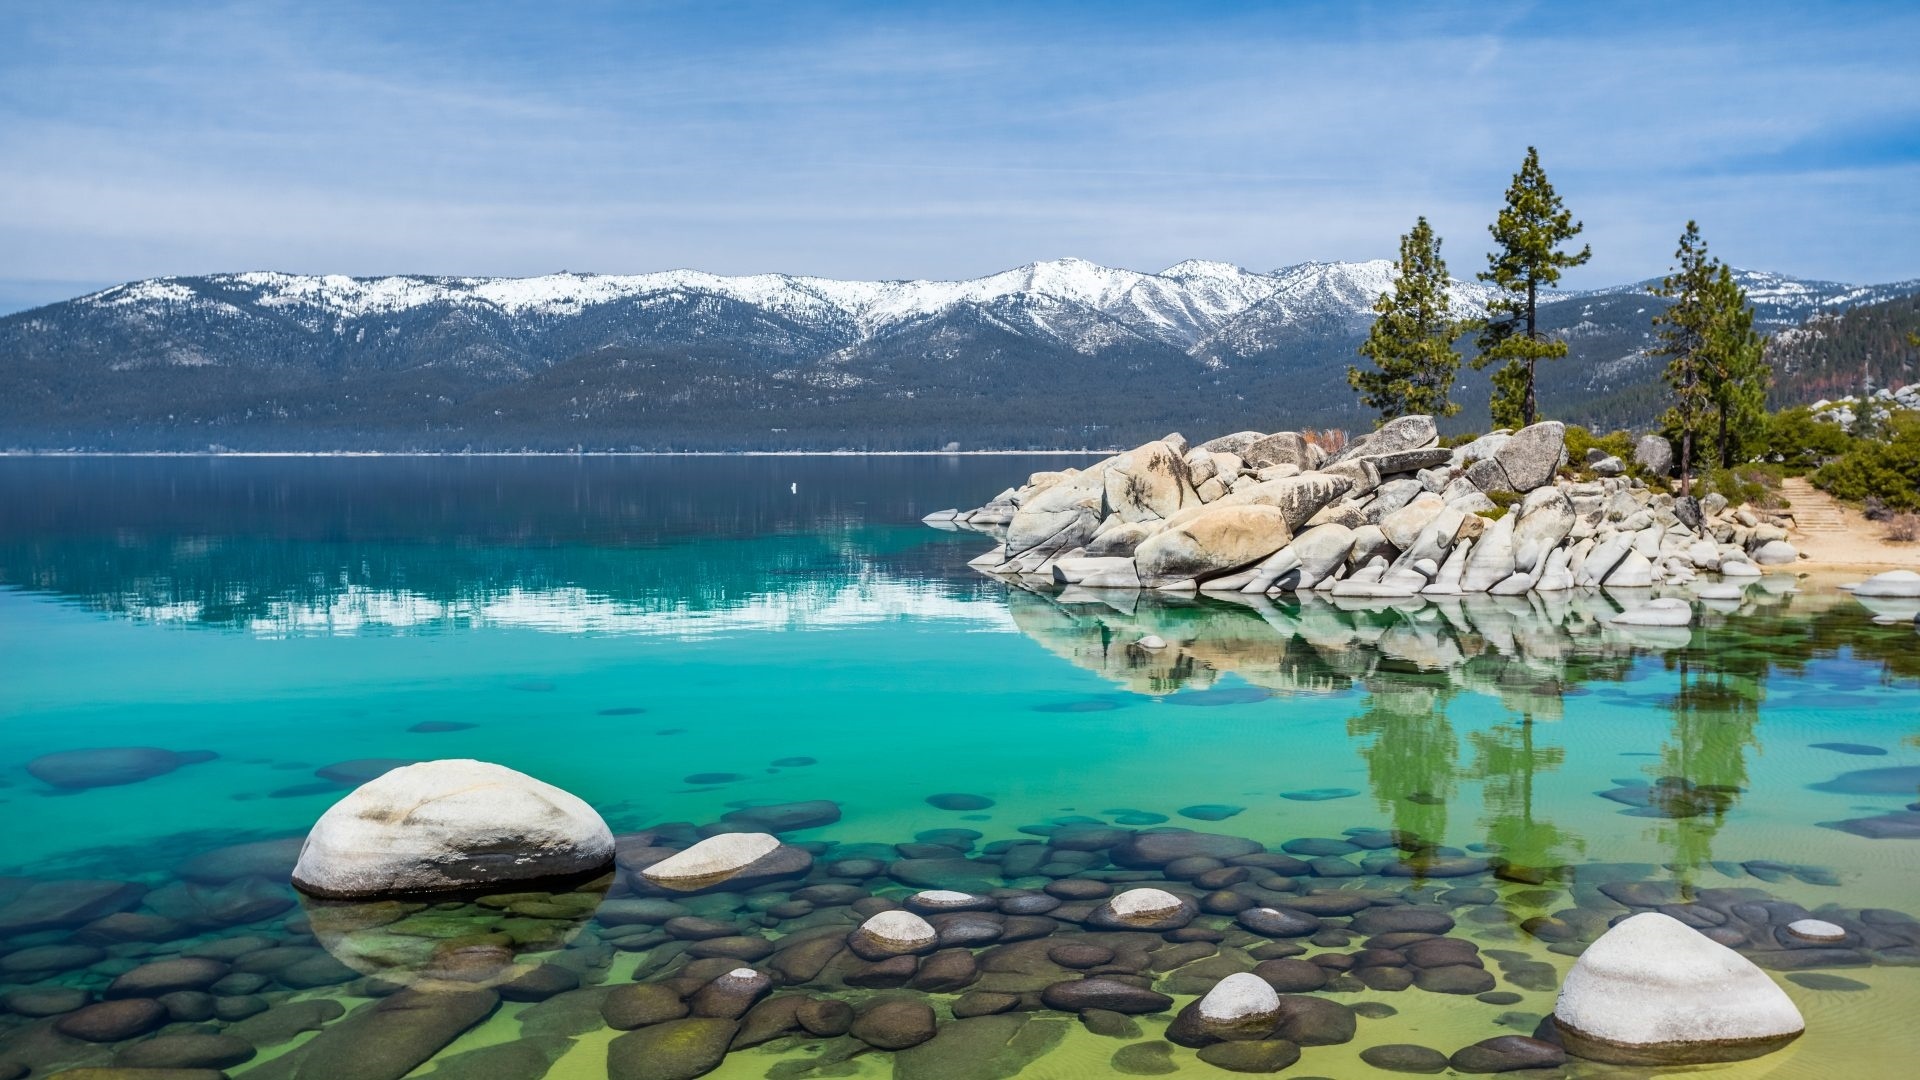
[1005,578,1915,891]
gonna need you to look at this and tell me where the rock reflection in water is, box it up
[302,874,611,991]
[1006,576,1917,889]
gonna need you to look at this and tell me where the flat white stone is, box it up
[912,890,979,908]
[1107,887,1183,920]
[1136,635,1168,650]
[1786,919,1846,942]
[1720,560,1761,578]
[1554,912,1803,1057]
[1198,971,1280,1022]
[1693,583,1745,600]
[859,910,937,948]
[641,832,779,886]
[1610,598,1693,627]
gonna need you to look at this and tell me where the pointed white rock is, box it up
[1553,912,1804,1065]
[1198,971,1280,1022]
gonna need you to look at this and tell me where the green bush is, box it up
[1563,425,1634,466]
[1815,412,1920,511]
[1695,465,1786,510]
[1763,407,1857,474]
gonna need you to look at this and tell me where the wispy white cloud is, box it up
[0,0,1914,307]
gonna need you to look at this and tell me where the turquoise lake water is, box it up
[1,456,1918,1078]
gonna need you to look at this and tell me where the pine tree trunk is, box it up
[1680,430,1693,498]
[1524,279,1538,426]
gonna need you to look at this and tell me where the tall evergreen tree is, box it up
[1472,147,1591,428]
[1699,265,1770,468]
[1348,217,1461,424]
[1650,222,1718,494]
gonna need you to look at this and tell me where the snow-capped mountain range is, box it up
[80,257,1484,360]
[4,258,1917,450]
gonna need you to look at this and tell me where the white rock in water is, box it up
[1720,560,1761,578]
[1846,569,1920,597]
[909,889,985,911]
[1198,971,1280,1022]
[291,759,614,898]
[1107,887,1183,920]
[1553,912,1804,1065]
[1136,635,1168,650]
[641,832,780,888]
[1786,919,1846,942]
[1694,582,1745,600]
[1750,540,1799,566]
[1610,598,1692,627]
[858,910,938,950]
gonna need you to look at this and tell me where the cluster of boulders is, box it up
[1810,383,1920,431]
[930,416,1802,596]
[14,758,1896,1077]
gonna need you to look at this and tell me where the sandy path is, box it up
[1779,477,1920,571]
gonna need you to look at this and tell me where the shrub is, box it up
[1814,412,1920,511]
[1888,513,1920,543]
[1764,407,1858,474]
[1564,425,1635,468]
[1696,465,1786,510]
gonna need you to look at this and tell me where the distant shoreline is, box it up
[0,449,1116,458]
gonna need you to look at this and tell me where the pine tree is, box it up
[1699,265,1770,468]
[1649,222,1718,494]
[1472,147,1591,428]
[1348,217,1461,424]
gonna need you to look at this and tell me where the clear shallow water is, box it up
[1,456,1918,1079]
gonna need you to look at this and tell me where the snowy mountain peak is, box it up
[57,257,1916,368]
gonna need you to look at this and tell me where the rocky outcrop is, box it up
[291,760,614,898]
[945,418,1800,595]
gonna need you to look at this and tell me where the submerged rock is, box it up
[1552,912,1804,1065]
[1165,972,1281,1046]
[641,832,801,892]
[292,759,614,898]
[27,746,214,789]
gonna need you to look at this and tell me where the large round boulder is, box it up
[1552,912,1803,1065]
[1493,421,1568,493]
[1106,440,1200,523]
[291,759,614,898]
[1135,504,1292,586]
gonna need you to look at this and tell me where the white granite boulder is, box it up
[849,910,939,959]
[1004,467,1106,557]
[1089,887,1195,930]
[641,832,793,891]
[1844,570,1920,598]
[1165,971,1281,1046]
[1494,421,1569,493]
[1608,598,1692,627]
[1106,440,1199,523]
[1553,912,1804,1065]
[291,759,615,898]
[1135,504,1292,586]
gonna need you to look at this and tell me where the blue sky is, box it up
[2,0,1916,312]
